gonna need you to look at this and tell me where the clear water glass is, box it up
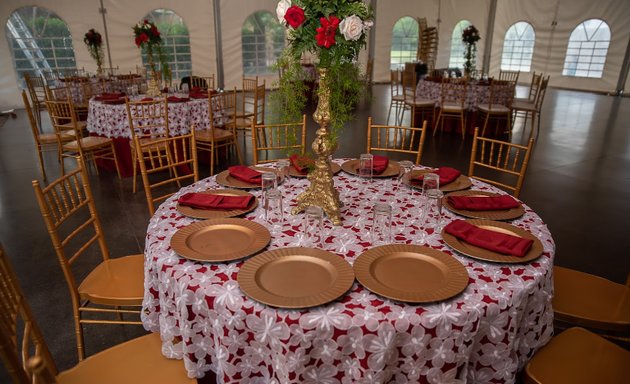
[359,153,373,180]
[276,159,290,184]
[371,203,392,246]
[424,189,444,231]
[422,173,440,196]
[261,172,278,207]
[264,190,284,234]
[302,206,324,248]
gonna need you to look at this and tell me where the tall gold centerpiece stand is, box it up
[292,68,342,225]
[145,44,162,97]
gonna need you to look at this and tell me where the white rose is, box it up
[339,15,364,41]
[363,20,374,32]
[276,0,291,25]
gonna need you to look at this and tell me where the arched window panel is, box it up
[390,16,419,70]
[141,9,191,81]
[501,22,535,72]
[562,19,611,78]
[5,6,77,85]
[242,11,285,76]
[448,20,471,69]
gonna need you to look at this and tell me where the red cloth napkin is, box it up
[140,97,154,102]
[290,154,313,174]
[372,155,389,174]
[444,219,533,257]
[95,92,125,101]
[447,195,520,211]
[102,99,126,105]
[414,167,461,186]
[189,92,208,99]
[228,165,262,184]
[167,96,189,103]
[178,192,253,210]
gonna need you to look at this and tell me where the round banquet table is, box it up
[141,159,555,383]
[86,95,217,176]
[414,79,513,111]
[51,76,145,105]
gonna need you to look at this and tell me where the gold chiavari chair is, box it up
[22,91,73,181]
[0,244,197,384]
[196,89,243,175]
[515,71,543,103]
[189,75,215,90]
[101,65,119,77]
[237,76,260,120]
[468,127,534,199]
[251,115,306,165]
[511,75,549,140]
[46,99,121,178]
[552,267,630,343]
[134,131,199,216]
[31,157,144,361]
[477,80,515,137]
[434,77,468,139]
[125,97,170,193]
[523,327,629,384]
[498,69,520,86]
[387,70,405,124]
[366,117,428,165]
[402,70,436,129]
[24,73,47,130]
[235,83,266,139]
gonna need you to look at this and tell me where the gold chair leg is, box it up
[461,112,466,140]
[36,145,47,181]
[131,148,138,194]
[111,143,122,179]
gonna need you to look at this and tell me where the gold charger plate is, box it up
[341,159,401,178]
[289,162,342,178]
[442,191,525,221]
[403,169,472,192]
[171,218,270,262]
[237,247,355,308]
[441,219,543,263]
[353,244,469,303]
[215,167,276,189]
[176,189,258,219]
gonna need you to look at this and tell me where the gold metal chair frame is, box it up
[367,117,428,165]
[135,130,199,216]
[251,114,307,165]
[24,73,48,130]
[468,127,534,198]
[434,77,468,139]
[196,88,243,175]
[402,70,436,129]
[477,80,515,137]
[31,157,144,361]
[512,75,549,140]
[0,243,197,384]
[387,69,406,125]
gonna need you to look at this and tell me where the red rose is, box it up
[315,16,340,48]
[284,5,305,28]
[150,25,159,37]
[135,36,142,47]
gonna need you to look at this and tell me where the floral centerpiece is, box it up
[462,24,480,76]
[132,19,170,96]
[275,0,373,225]
[83,28,104,75]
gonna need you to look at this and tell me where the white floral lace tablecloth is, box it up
[415,80,512,111]
[141,160,555,383]
[86,96,214,139]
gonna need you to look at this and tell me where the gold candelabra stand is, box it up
[145,45,162,97]
[292,68,343,225]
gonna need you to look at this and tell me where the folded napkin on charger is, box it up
[290,154,313,174]
[189,92,208,99]
[140,97,154,102]
[178,192,253,210]
[414,167,461,186]
[447,195,520,211]
[102,98,126,105]
[167,96,190,103]
[372,155,389,174]
[228,165,262,184]
[444,219,533,257]
[95,92,125,101]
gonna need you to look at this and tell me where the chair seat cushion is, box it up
[196,128,234,142]
[56,332,196,384]
[525,327,630,384]
[235,117,253,129]
[406,99,435,107]
[512,100,535,110]
[477,103,510,113]
[442,102,464,112]
[63,136,112,151]
[78,254,145,306]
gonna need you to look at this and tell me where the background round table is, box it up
[141,159,555,383]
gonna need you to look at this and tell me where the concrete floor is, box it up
[0,84,628,382]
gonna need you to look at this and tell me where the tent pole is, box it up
[615,35,630,96]
[482,0,497,75]
[213,0,224,89]
[99,0,113,70]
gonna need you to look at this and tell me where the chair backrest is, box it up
[534,75,550,111]
[32,157,112,324]
[21,90,41,144]
[401,69,417,102]
[24,73,46,104]
[441,77,468,106]
[486,80,515,108]
[367,117,428,165]
[134,131,199,215]
[253,83,266,125]
[390,70,402,98]
[241,76,260,115]
[189,75,215,90]
[251,115,306,165]
[209,88,238,132]
[468,127,534,198]
[46,99,83,148]
[527,72,543,102]
[0,244,58,384]
[125,98,170,141]
[498,70,520,85]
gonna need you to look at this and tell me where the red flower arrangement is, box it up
[315,16,340,48]
[83,28,104,70]
[133,19,162,48]
[284,5,305,28]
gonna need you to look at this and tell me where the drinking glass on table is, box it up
[302,206,323,248]
[264,190,284,235]
[371,203,392,246]
[261,172,278,208]
[421,173,440,196]
[276,159,290,184]
[359,154,373,181]
[417,190,444,244]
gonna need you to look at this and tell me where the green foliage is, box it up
[269,54,309,125]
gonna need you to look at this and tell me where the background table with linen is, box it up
[141,160,555,383]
